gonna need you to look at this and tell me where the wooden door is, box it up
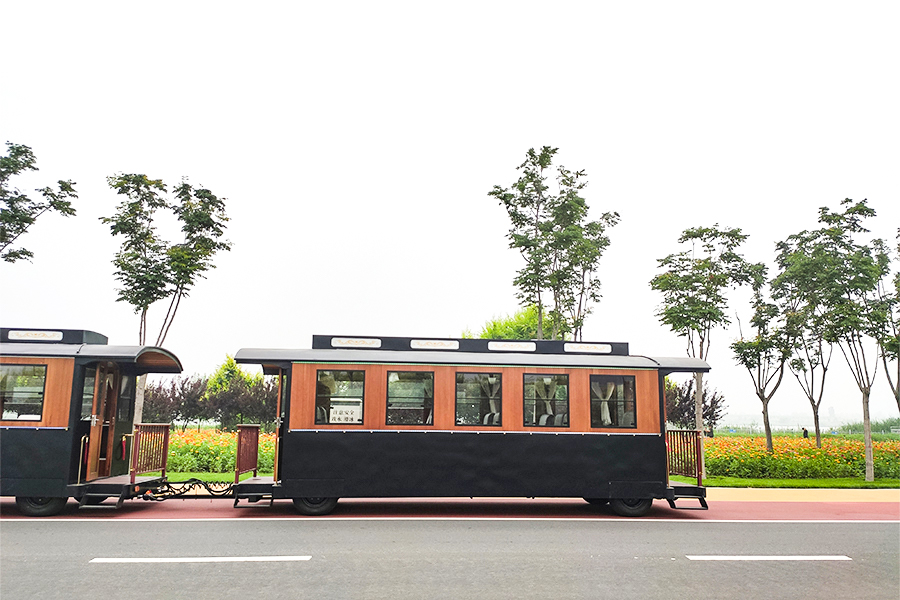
[86,363,119,480]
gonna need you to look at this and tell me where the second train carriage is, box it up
[233,335,710,516]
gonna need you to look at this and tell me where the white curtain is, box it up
[591,380,614,425]
[478,376,501,413]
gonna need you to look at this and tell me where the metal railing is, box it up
[235,424,260,483]
[667,429,702,487]
[130,423,170,484]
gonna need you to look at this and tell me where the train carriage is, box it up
[0,328,182,515]
[234,334,710,516]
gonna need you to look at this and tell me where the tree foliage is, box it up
[205,356,277,431]
[664,378,726,431]
[651,225,759,362]
[490,147,618,340]
[144,375,210,429]
[0,142,77,263]
[464,305,546,340]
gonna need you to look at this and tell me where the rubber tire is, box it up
[609,498,653,517]
[583,498,609,506]
[292,497,339,516]
[15,496,68,517]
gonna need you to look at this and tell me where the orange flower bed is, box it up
[705,436,900,479]
[168,429,276,473]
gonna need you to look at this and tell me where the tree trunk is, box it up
[133,374,147,427]
[761,396,774,453]
[694,371,705,478]
[813,409,822,449]
[862,387,874,482]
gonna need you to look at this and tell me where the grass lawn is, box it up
[671,474,900,489]
[148,472,274,483]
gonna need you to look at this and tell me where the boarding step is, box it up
[665,485,709,510]
[78,492,126,510]
[232,476,279,508]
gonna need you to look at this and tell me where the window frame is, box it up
[385,370,434,427]
[589,374,637,429]
[455,372,502,427]
[522,373,569,428]
[0,363,49,422]
[315,369,366,426]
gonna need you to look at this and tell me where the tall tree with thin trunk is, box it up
[650,225,758,475]
[773,230,836,448]
[491,147,618,340]
[102,174,231,424]
[490,147,556,339]
[777,199,889,481]
[731,269,795,453]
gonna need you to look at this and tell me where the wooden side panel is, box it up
[0,356,74,428]
[286,362,662,435]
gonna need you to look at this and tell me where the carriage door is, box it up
[86,363,119,480]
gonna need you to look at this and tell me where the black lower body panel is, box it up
[279,430,668,499]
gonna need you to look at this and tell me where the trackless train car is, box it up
[0,329,709,517]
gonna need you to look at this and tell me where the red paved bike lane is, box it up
[1,490,897,521]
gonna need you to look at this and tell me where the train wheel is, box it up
[292,497,338,516]
[15,496,68,517]
[609,498,653,517]
[583,498,609,506]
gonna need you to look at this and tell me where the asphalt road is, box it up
[2,515,898,600]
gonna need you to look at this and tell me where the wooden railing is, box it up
[667,429,702,487]
[235,424,260,483]
[130,423,170,484]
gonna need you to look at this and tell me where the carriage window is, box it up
[387,371,433,426]
[118,375,135,422]
[80,367,97,420]
[316,370,365,424]
[591,375,636,428]
[0,364,48,421]
[456,373,502,426]
[523,374,568,427]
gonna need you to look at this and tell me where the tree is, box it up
[664,378,726,431]
[206,357,277,431]
[731,270,796,452]
[773,228,837,448]
[490,147,555,339]
[142,379,180,424]
[102,174,231,424]
[143,375,211,430]
[1,142,77,263]
[650,225,758,475]
[464,305,546,340]
[174,375,211,431]
[490,147,618,340]
[777,199,889,480]
[548,166,620,340]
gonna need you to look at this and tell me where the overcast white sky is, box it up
[2,1,898,428]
